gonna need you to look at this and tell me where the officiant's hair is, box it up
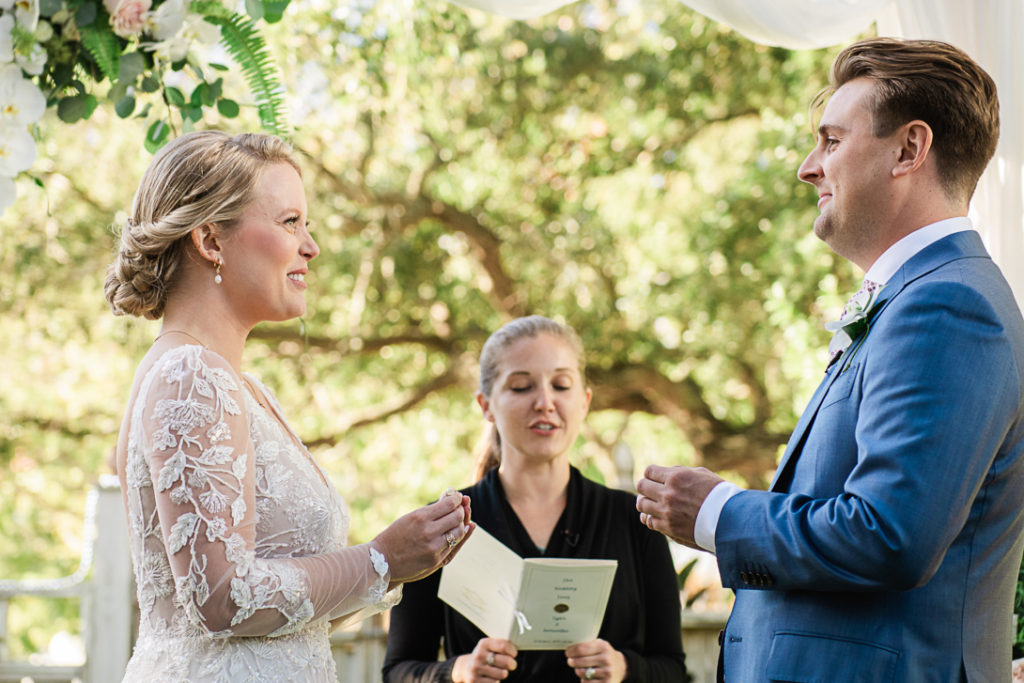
[473,316,587,480]
[104,130,300,320]
[813,37,998,203]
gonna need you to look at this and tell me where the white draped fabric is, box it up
[443,0,1024,305]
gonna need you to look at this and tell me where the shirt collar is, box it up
[864,216,973,285]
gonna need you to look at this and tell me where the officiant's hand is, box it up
[452,638,518,682]
[372,493,473,587]
[636,464,723,549]
[566,639,626,682]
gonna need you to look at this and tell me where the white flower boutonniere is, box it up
[825,283,885,366]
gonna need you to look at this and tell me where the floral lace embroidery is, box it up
[119,345,396,682]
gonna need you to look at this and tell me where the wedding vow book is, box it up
[438,526,618,650]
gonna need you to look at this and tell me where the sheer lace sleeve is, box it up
[138,345,393,638]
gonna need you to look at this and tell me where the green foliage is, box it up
[78,24,121,82]
[11,0,288,156]
[205,10,289,136]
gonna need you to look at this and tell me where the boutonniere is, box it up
[825,284,886,369]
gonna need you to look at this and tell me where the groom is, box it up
[636,37,1024,682]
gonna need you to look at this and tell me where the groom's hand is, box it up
[636,465,723,549]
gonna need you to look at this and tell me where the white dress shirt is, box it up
[692,217,974,553]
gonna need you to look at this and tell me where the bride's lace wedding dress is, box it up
[119,345,398,682]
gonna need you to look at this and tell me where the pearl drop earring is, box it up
[214,261,223,284]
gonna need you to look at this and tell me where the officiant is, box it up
[383,316,689,682]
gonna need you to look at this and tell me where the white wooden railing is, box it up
[0,479,726,683]
[0,475,132,683]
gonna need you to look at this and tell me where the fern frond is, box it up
[205,12,290,136]
[79,25,121,82]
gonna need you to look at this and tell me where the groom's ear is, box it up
[891,120,933,179]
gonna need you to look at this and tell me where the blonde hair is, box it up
[104,131,300,319]
[473,315,587,480]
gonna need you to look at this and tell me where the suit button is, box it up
[740,571,751,584]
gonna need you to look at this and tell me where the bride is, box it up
[105,130,472,682]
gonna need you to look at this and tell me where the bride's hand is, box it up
[371,492,473,586]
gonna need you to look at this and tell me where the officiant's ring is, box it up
[585,666,596,680]
[486,652,495,666]
[445,531,457,548]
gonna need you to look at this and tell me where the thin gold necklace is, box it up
[154,329,207,346]
[241,375,270,411]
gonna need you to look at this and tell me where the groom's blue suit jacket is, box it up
[715,231,1024,683]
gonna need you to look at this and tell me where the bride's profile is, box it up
[105,130,472,681]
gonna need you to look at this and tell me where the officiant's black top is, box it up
[382,466,690,682]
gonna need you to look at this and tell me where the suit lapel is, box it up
[768,230,988,492]
[769,362,844,491]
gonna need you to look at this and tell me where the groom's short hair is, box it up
[814,37,999,203]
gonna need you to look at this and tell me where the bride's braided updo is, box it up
[104,130,299,319]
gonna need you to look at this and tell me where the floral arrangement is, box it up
[1,0,289,212]
[825,283,886,370]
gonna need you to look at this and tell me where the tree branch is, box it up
[304,365,467,447]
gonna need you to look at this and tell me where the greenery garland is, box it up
[0,0,291,211]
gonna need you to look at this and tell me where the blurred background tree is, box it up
[0,0,857,659]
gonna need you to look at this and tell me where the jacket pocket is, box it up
[819,361,861,409]
[765,631,898,683]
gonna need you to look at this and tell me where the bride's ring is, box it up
[444,531,457,548]
[486,652,495,666]
[585,666,596,680]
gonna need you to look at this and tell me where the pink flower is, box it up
[110,0,151,38]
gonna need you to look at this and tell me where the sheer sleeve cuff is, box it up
[368,544,391,603]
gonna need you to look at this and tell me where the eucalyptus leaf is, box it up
[114,94,136,119]
[190,83,208,107]
[244,0,264,21]
[56,94,98,123]
[207,78,224,102]
[107,82,129,102]
[38,0,62,18]
[118,52,146,84]
[182,106,203,123]
[144,120,171,154]
[74,2,97,27]
[216,98,240,118]
[262,0,290,23]
[165,87,186,107]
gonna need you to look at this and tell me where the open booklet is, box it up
[438,525,618,650]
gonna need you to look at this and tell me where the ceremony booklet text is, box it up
[438,525,618,650]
